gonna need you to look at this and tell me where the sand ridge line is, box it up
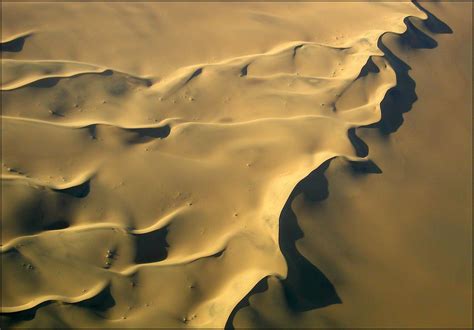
[0,280,110,314]
[223,7,452,328]
[0,205,187,252]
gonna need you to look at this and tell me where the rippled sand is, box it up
[1,1,472,328]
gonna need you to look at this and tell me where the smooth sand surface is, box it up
[1,1,472,328]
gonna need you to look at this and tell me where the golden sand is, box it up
[1,1,471,328]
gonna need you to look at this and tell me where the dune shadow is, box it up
[356,57,380,80]
[42,219,70,231]
[349,159,383,175]
[412,0,453,34]
[224,158,381,329]
[224,277,269,329]
[1,35,29,53]
[401,18,438,49]
[127,125,171,144]
[0,284,115,327]
[366,2,452,135]
[278,159,342,312]
[29,77,61,89]
[0,301,52,327]
[75,284,116,314]
[133,226,169,264]
[371,38,416,135]
[225,159,341,329]
[53,180,91,198]
[240,64,250,77]
[185,68,203,84]
[225,2,452,328]
[348,128,369,157]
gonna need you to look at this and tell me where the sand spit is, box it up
[1,1,471,328]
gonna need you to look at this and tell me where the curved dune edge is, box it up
[0,31,34,44]
[0,281,109,314]
[225,11,443,329]
[0,206,184,253]
[0,31,34,54]
[1,17,407,128]
[0,59,108,91]
[0,65,153,92]
[1,169,95,191]
[0,2,446,328]
[226,3,468,328]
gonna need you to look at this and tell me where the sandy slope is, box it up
[1,1,471,328]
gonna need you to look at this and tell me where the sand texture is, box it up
[1,1,472,328]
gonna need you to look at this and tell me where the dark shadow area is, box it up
[367,38,417,135]
[104,70,152,88]
[412,0,453,34]
[102,69,114,76]
[210,249,225,258]
[75,284,116,313]
[400,17,438,49]
[127,125,171,144]
[225,157,385,327]
[49,110,65,117]
[278,159,341,312]
[133,226,169,264]
[356,57,380,80]
[292,44,304,58]
[225,160,340,329]
[366,2,451,135]
[2,182,85,239]
[240,64,249,77]
[53,180,90,198]
[144,79,153,87]
[225,277,269,330]
[22,70,118,91]
[1,35,29,52]
[42,220,70,231]
[29,77,61,89]
[349,159,383,175]
[0,301,52,327]
[103,69,155,88]
[0,276,114,325]
[87,124,97,140]
[185,68,203,84]
[348,128,369,158]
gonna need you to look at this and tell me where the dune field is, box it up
[1,1,472,328]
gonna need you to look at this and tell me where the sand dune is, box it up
[1,1,471,328]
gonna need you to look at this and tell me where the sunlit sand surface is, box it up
[1,1,471,328]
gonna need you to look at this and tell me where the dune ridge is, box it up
[1,1,468,328]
